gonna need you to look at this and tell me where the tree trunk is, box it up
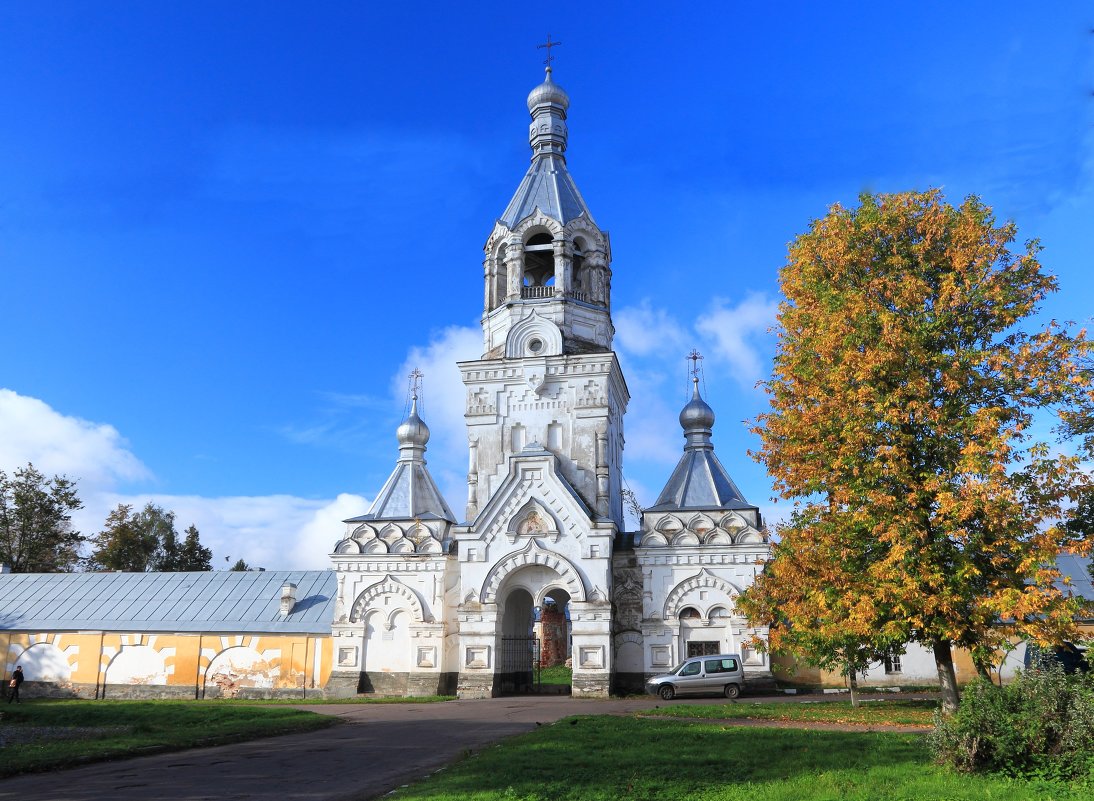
[933,639,960,714]
[848,665,860,708]
[972,655,991,682]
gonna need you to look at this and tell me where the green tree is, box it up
[166,524,213,571]
[0,463,84,572]
[739,190,1093,713]
[90,503,212,571]
[229,558,250,571]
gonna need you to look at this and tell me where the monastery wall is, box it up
[2,629,333,700]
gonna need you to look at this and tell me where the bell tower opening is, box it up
[522,232,555,297]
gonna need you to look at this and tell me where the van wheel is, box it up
[658,684,675,701]
[724,683,740,699]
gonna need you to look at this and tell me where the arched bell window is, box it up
[522,233,555,295]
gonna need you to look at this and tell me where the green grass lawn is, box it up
[389,716,1088,801]
[640,699,937,726]
[0,699,337,778]
[540,664,572,684]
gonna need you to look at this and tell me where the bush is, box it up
[930,664,1094,780]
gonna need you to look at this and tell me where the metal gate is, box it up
[498,635,541,695]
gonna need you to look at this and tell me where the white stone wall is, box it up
[460,352,628,528]
[453,448,615,696]
[635,509,772,681]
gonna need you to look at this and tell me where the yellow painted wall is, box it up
[3,629,333,698]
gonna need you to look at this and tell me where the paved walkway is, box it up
[0,694,934,801]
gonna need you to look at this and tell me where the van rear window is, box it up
[706,658,738,672]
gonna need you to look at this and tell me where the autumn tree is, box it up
[89,503,212,571]
[0,463,84,572]
[738,190,1093,713]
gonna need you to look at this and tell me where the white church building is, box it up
[327,66,774,699]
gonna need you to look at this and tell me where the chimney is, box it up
[279,582,298,615]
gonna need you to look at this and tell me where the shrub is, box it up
[930,664,1094,780]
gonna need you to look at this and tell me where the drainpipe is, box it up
[95,632,105,700]
[197,633,206,700]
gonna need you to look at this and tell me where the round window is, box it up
[528,338,543,354]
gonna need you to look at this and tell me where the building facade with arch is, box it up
[327,67,775,698]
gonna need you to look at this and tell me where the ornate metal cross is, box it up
[538,34,562,68]
[687,349,704,378]
[409,367,423,397]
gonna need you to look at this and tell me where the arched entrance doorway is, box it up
[536,589,572,692]
[495,567,575,695]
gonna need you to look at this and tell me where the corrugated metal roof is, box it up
[0,570,336,634]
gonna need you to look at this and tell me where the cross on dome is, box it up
[537,34,562,73]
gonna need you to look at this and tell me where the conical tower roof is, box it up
[646,378,757,513]
[346,393,456,523]
[498,66,596,228]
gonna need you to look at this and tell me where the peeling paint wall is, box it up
[1,630,333,700]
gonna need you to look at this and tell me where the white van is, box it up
[645,654,744,700]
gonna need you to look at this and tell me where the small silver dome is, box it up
[396,396,430,448]
[527,70,570,111]
[679,378,715,433]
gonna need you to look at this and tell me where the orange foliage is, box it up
[738,190,1092,695]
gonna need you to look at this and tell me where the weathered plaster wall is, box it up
[1,630,333,700]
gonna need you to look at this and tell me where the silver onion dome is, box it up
[679,377,715,435]
[527,68,570,111]
[396,395,430,448]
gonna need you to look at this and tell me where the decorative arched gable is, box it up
[349,576,429,623]
[378,523,404,542]
[512,211,564,241]
[472,453,593,548]
[505,310,563,359]
[352,523,376,539]
[687,513,716,535]
[663,569,743,620]
[656,515,683,535]
[564,218,606,252]
[719,512,748,533]
[480,538,587,604]
[506,498,561,543]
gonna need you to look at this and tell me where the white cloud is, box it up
[0,388,150,491]
[1,389,369,571]
[392,324,482,506]
[79,492,369,571]
[615,301,688,357]
[695,293,779,387]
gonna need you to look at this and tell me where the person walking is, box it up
[7,665,24,703]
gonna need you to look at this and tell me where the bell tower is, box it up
[453,62,628,698]
[460,64,628,528]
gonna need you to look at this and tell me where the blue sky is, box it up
[2,2,1091,568]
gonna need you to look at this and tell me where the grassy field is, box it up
[640,699,937,726]
[0,699,337,778]
[389,716,1088,801]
